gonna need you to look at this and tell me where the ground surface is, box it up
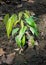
[0,0,46,65]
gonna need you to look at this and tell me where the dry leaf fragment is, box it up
[1,55,6,63]
[14,48,20,51]
[5,52,15,64]
[0,48,5,56]
[28,0,34,3]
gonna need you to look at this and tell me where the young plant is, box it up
[3,10,39,48]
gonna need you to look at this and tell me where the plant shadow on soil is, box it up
[0,0,46,65]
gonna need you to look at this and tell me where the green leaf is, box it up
[25,16,37,28]
[20,20,24,28]
[24,13,29,19]
[15,26,27,47]
[14,12,23,26]
[25,10,30,17]
[29,36,35,47]
[18,12,23,20]
[15,35,21,47]
[6,14,17,38]
[30,27,38,36]
[3,14,9,25]
[19,26,27,39]
[21,35,25,46]
[14,20,19,26]
[24,10,30,19]
[12,28,19,36]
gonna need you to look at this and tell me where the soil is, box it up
[0,0,46,65]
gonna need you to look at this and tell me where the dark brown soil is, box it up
[0,0,46,65]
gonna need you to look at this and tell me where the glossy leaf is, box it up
[24,13,29,19]
[25,10,30,17]
[21,35,25,46]
[15,26,27,47]
[12,28,19,36]
[6,14,17,38]
[15,35,21,47]
[14,12,23,26]
[30,27,38,36]
[14,20,19,26]
[3,14,9,25]
[19,26,27,39]
[18,12,23,20]
[25,16,37,28]
[20,20,24,28]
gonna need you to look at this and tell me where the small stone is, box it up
[0,17,3,21]
[35,41,38,46]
